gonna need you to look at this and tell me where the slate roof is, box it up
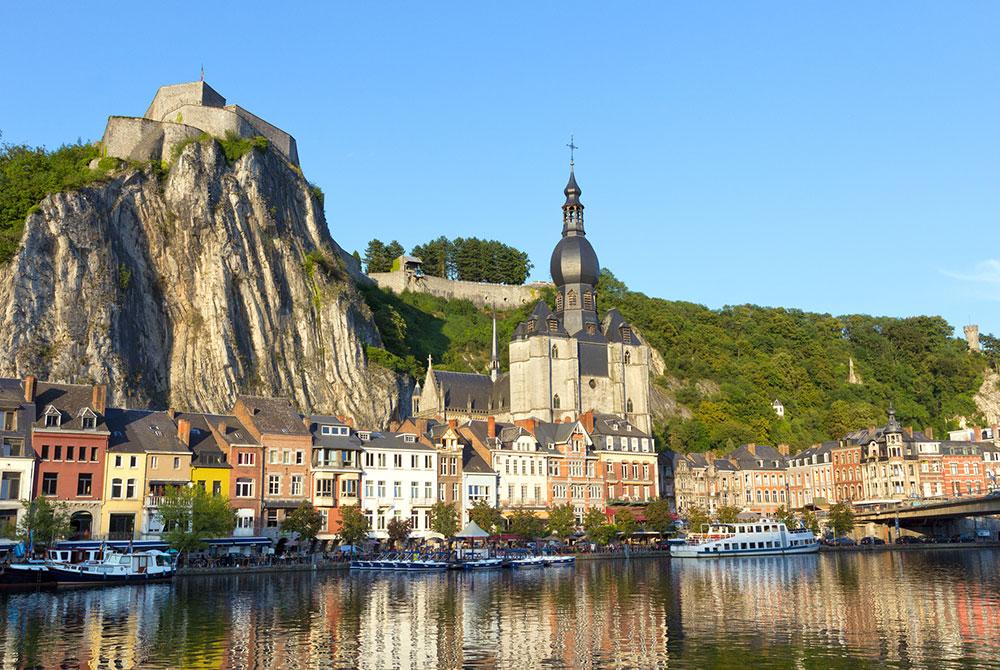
[601,309,641,345]
[431,370,510,413]
[308,415,363,451]
[32,382,106,431]
[236,395,309,436]
[176,412,241,468]
[591,414,651,439]
[533,421,581,447]
[729,444,788,470]
[360,431,435,452]
[462,444,495,474]
[106,409,188,454]
[0,378,23,408]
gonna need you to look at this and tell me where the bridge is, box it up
[853,494,1000,537]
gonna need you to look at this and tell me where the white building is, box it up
[491,422,553,513]
[0,379,35,531]
[461,445,499,525]
[359,431,438,540]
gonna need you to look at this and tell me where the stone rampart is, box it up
[100,116,203,163]
[228,105,299,165]
[368,271,548,310]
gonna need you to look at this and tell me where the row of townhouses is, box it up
[674,408,1000,517]
[0,376,673,544]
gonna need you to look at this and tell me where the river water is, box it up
[2,550,999,669]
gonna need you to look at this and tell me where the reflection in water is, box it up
[1,551,999,669]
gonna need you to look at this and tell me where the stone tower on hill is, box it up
[99,81,299,166]
[965,324,981,352]
[412,164,653,433]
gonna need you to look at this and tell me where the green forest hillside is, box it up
[362,270,989,453]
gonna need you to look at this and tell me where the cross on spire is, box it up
[566,135,578,167]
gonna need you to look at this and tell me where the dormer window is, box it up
[555,293,564,311]
[527,320,536,334]
[402,434,416,443]
[567,289,577,307]
[321,425,333,435]
[43,406,61,428]
[358,431,371,441]
[583,291,593,310]
[585,323,596,335]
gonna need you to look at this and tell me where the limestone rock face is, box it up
[974,368,1000,426]
[0,140,405,426]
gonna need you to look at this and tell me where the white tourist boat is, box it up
[670,520,819,558]
[47,549,176,585]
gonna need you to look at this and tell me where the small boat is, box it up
[506,553,547,568]
[351,551,450,571]
[47,549,175,585]
[0,561,55,588]
[462,557,504,570]
[670,520,819,558]
[544,555,575,566]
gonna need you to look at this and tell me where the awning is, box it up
[456,521,490,539]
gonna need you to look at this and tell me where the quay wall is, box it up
[368,271,548,310]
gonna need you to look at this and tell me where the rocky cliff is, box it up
[0,139,407,426]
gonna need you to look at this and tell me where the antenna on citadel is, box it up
[200,65,205,82]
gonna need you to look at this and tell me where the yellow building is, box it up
[186,415,232,499]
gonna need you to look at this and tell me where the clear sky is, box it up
[2,3,998,336]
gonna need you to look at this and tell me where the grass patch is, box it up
[218,132,268,164]
[0,142,105,264]
[169,133,212,162]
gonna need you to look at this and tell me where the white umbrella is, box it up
[455,521,490,539]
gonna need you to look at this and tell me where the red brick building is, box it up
[28,377,109,539]
[941,442,989,498]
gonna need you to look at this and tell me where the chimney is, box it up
[217,420,226,436]
[448,418,457,430]
[777,443,790,457]
[23,375,36,403]
[905,426,913,439]
[487,416,496,439]
[91,384,107,415]
[580,411,595,434]
[746,443,757,457]
[515,418,537,434]
[923,426,934,440]
[973,425,983,442]
[177,418,191,447]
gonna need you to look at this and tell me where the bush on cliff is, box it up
[0,141,104,264]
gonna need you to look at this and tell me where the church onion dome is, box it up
[563,168,582,207]
[550,234,600,287]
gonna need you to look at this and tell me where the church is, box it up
[412,163,653,433]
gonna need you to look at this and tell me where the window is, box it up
[643,464,649,480]
[41,444,49,460]
[551,345,558,358]
[270,449,279,464]
[126,479,136,499]
[377,453,386,468]
[411,510,420,529]
[316,478,334,497]
[236,479,254,498]
[111,478,123,499]
[624,350,631,364]
[291,475,303,496]
[411,482,419,499]
[76,473,92,497]
[377,481,386,497]
[394,454,402,468]
[392,481,401,498]
[341,479,358,497]
[567,289,577,307]
[44,412,59,428]
[424,455,432,469]
[149,455,157,469]
[411,454,419,468]
[91,447,99,462]
[114,454,122,467]
[82,416,96,430]
[534,485,541,501]
[364,452,374,467]
[282,450,291,465]
[266,509,279,528]
[296,451,304,465]
[268,474,281,496]
[0,472,20,500]
[237,452,255,466]
[54,445,62,461]
[41,473,58,496]
[1,411,14,431]
[424,482,432,499]
[237,514,255,529]
[439,483,446,501]
[453,483,460,502]
[66,446,74,461]
[553,394,560,409]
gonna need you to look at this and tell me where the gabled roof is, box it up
[590,414,651,439]
[32,382,106,431]
[462,444,494,474]
[360,431,435,452]
[430,370,509,413]
[307,415,363,450]
[106,409,188,454]
[729,444,787,469]
[236,395,309,436]
[601,309,641,344]
[0,378,24,408]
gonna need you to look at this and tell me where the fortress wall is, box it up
[368,271,548,310]
[145,81,225,122]
[101,117,203,163]
[228,105,299,165]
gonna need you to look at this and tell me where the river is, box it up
[2,550,999,669]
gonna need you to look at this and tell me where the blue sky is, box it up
[2,3,998,336]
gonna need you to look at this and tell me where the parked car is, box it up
[951,534,976,544]
[859,536,885,545]
[895,535,921,545]
[831,536,856,546]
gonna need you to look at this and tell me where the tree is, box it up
[774,506,796,528]
[468,499,503,534]
[615,509,637,540]
[591,523,619,546]
[644,499,674,534]
[411,236,452,279]
[684,506,709,534]
[801,509,820,534]
[364,239,392,273]
[827,501,855,537]
[582,508,607,538]
[546,504,576,538]
[17,497,69,551]
[338,504,370,546]
[281,502,324,544]
[429,502,459,538]
[159,486,237,557]
[507,508,546,539]
[715,505,741,524]
[386,517,412,548]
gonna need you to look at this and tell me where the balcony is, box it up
[145,495,165,507]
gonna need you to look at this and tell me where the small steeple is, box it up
[562,136,584,236]
[427,353,433,372]
[490,315,500,382]
[886,404,901,433]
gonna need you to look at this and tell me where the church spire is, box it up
[490,315,500,382]
[562,136,584,236]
